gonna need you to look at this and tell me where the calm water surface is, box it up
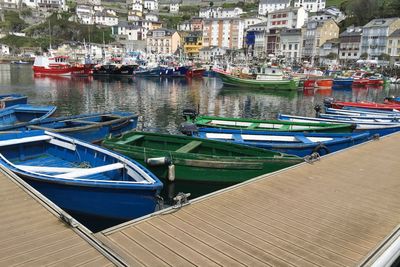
[2,64,400,231]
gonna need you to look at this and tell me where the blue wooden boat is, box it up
[194,128,371,157]
[342,106,400,114]
[278,114,400,136]
[319,113,400,123]
[0,94,28,108]
[0,130,163,221]
[333,77,353,87]
[134,66,162,77]
[19,112,137,143]
[0,104,56,126]
[325,107,400,118]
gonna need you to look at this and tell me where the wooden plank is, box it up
[175,140,202,153]
[100,134,400,266]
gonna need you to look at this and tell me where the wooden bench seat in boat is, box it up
[0,135,52,146]
[54,163,124,179]
[115,135,144,145]
[175,140,202,153]
[295,136,313,144]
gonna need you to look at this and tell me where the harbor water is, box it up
[1,64,400,231]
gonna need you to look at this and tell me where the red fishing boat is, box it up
[33,55,92,76]
[186,67,206,78]
[352,71,369,86]
[328,100,400,111]
[303,79,315,88]
[303,78,332,89]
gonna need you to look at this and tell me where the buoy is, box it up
[168,164,175,182]
[146,157,171,166]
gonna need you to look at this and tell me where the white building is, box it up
[0,44,10,55]
[339,25,362,63]
[243,17,267,30]
[279,28,303,62]
[199,46,226,62]
[203,18,245,49]
[178,21,191,31]
[145,13,159,22]
[112,22,144,41]
[267,6,307,31]
[293,0,325,12]
[131,0,143,14]
[1,0,20,9]
[319,38,339,65]
[128,11,141,21]
[169,0,181,13]
[94,10,118,26]
[199,7,243,19]
[76,4,95,24]
[258,0,290,16]
[27,0,67,11]
[143,0,158,11]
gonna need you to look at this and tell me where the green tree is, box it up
[209,1,214,7]
[378,53,390,61]
[326,52,338,60]
[360,52,368,60]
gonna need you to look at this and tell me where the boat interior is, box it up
[0,107,53,125]
[0,133,145,182]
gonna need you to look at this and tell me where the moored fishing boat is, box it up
[215,65,299,90]
[194,128,371,157]
[180,111,354,133]
[186,67,206,78]
[318,113,400,123]
[0,104,56,126]
[0,94,28,108]
[333,77,353,87]
[0,130,163,221]
[102,131,303,184]
[33,55,91,76]
[324,107,400,118]
[325,99,400,111]
[0,112,138,143]
[278,114,400,136]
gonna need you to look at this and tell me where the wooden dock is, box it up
[97,133,400,267]
[0,165,126,266]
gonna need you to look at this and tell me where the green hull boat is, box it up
[216,71,299,90]
[102,131,303,184]
[182,114,355,133]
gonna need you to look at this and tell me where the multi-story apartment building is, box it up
[202,18,245,49]
[199,7,243,19]
[22,0,67,10]
[267,6,307,31]
[76,4,95,24]
[361,17,400,59]
[387,29,400,64]
[112,22,144,41]
[143,0,158,11]
[293,0,325,12]
[319,38,339,65]
[339,26,362,64]
[258,0,291,16]
[94,10,118,26]
[279,28,303,62]
[131,0,143,16]
[169,0,181,13]
[183,31,203,58]
[146,28,180,54]
[145,13,159,22]
[243,17,267,30]
[199,46,226,62]
[302,18,339,62]
[0,0,19,9]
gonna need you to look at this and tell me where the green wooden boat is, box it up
[215,67,299,90]
[182,114,355,133]
[102,131,303,184]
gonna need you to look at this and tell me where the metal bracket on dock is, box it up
[304,152,321,164]
[59,212,78,228]
[173,192,191,209]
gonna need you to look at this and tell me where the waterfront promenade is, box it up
[96,133,400,266]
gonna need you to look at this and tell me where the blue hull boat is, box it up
[194,128,370,157]
[134,66,162,77]
[319,113,400,123]
[278,114,400,137]
[333,78,353,87]
[0,94,28,108]
[325,107,400,118]
[0,130,163,221]
[0,104,56,126]
[342,106,400,114]
[12,112,138,143]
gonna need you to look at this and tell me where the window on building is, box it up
[289,44,292,50]
[388,48,392,54]
[348,53,351,56]
[272,15,276,18]
[283,44,286,50]
[295,44,298,50]
[342,52,345,56]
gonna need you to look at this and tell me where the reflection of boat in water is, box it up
[93,75,134,83]
[219,85,298,99]
[11,60,31,65]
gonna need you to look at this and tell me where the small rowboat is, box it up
[0,130,163,221]
[0,104,56,127]
[14,112,137,143]
[325,100,400,111]
[0,94,28,108]
[303,78,333,89]
[186,67,205,78]
[194,128,371,157]
[319,113,400,123]
[333,77,353,87]
[278,114,400,136]
[325,107,400,117]
[181,111,354,133]
[102,131,303,184]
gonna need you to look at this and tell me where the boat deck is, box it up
[0,165,123,266]
[97,133,400,266]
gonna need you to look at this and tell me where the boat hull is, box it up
[333,78,353,87]
[103,132,303,184]
[0,104,56,126]
[196,128,371,157]
[93,64,138,76]
[216,71,298,90]
[0,94,28,108]
[0,131,163,221]
[186,68,205,78]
